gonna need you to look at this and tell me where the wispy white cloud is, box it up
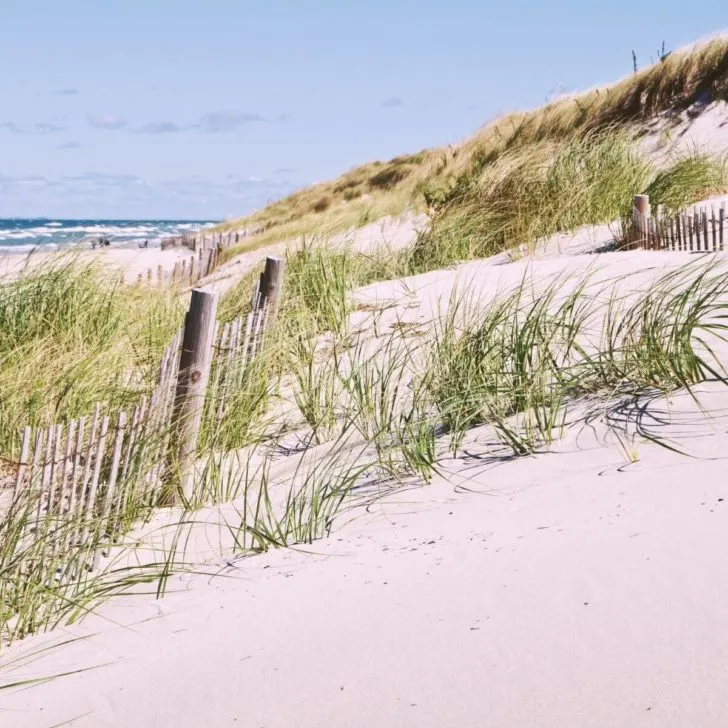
[0,122,24,133]
[0,170,298,219]
[87,114,127,130]
[34,122,66,134]
[135,121,182,134]
[64,172,143,185]
[0,121,66,134]
[194,111,266,133]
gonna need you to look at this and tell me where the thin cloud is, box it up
[0,171,298,218]
[1,175,51,188]
[381,97,404,108]
[58,142,81,149]
[65,172,142,184]
[57,88,79,96]
[34,122,66,134]
[135,122,182,134]
[0,121,66,134]
[195,111,266,133]
[0,122,24,133]
[87,114,127,130]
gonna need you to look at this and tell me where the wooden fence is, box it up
[160,228,261,253]
[135,225,265,290]
[629,193,727,252]
[125,241,223,287]
[7,257,285,569]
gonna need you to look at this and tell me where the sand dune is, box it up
[3,211,728,726]
[2,387,728,727]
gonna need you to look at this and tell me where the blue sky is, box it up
[0,0,723,220]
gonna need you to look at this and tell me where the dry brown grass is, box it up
[217,36,728,252]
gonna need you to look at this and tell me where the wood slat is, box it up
[85,415,110,531]
[36,426,54,523]
[46,423,63,515]
[60,420,77,516]
[67,417,86,535]
[102,411,128,531]
[676,214,683,251]
[79,404,102,517]
[13,426,31,499]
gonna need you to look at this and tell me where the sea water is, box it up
[0,218,218,252]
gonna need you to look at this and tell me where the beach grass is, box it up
[4,35,728,649]
[0,257,183,461]
[216,36,728,252]
[3,245,728,646]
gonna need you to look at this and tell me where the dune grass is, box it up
[1,125,726,649]
[0,258,183,462]
[3,243,728,647]
[217,36,728,253]
[5,34,728,649]
[412,133,727,271]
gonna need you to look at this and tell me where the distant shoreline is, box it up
[0,242,198,282]
[0,217,219,253]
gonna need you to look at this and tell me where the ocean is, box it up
[0,218,219,252]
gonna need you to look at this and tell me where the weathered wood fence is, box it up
[160,228,260,253]
[629,193,727,252]
[7,257,285,567]
[126,240,223,287]
[135,226,264,289]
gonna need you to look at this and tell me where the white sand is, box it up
[2,390,728,727]
[3,101,728,722]
[3,212,728,725]
[203,212,427,297]
[643,100,728,159]
[0,246,194,283]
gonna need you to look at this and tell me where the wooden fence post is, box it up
[257,256,285,316]
[632,194,650,249]
[168,288,219,503]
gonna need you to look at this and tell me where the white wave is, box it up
[0,242,59,253]
[0,231,53,240]
[0,220,216,252]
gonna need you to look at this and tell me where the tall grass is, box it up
[423,262,728,455]
[0,420,177,643]
[645,150,728,214]
[216,37,728,250]
[0,258,183,459]
[3,248,728,647]
[5,140,728,652]
[413,133,727,272]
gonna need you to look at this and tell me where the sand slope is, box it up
[3,226,728,725]
[2,385,728,727]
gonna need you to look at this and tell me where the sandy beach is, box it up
[2,386,727,727]
[3,213,728,726]
[0,245,195,283]
[8,13,728,728]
